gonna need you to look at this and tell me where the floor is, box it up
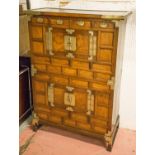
[19,124,136,155]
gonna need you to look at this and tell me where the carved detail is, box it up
[107,77,115,90]
[31,112,39,131]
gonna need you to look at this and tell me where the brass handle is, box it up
[77,20,85,26]
[37,17,43,23]
[86,90,94,115]
[56,19,63,25]
[100,22,108,28]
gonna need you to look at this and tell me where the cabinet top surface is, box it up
[26,7,131,20]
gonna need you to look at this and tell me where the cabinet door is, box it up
[45,27,67,56]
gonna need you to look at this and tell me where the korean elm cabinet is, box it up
[28,10,126,151]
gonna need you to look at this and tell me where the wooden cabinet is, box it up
[28,11,124,151]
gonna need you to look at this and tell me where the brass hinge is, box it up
[86,89,94,115]
[107,77,115,90]
[48,83,55,107]
[31,65,37,76]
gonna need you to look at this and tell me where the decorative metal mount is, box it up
[86,89,94,115]
[31,65,37,76]
[107,77,115,90]
[48,83,55,107]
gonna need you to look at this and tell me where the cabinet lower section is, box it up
[32,109,119,151]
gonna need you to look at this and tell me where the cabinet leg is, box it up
[31,112,40,132]
[106,143,112,152]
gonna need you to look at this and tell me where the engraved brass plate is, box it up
[64,35,76,52]
[64,92,75,106]
[77,20,85,26]
[37,17,43,23]
[56,19,63,25]
[100,22,108,28]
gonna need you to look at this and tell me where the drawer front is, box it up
[92,21,115,29]
[49,17,69,28]
[70,19,91,29]
[31,17,48,24]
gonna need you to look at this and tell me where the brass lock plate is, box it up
[64,35,76,51]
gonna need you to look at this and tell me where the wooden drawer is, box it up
[70,78,88,89]
[31,16,48,24]
[92,21,114,29]
[34,73,50,81]
[72,60,89,70]
[33,64,46,72]
[70,19,91,29]
[51,58,69,67]
[94,72,111,82]
[78,70,93,80]
[31,25,43,39]
[49,17,69,27]
[51,75,68,85]
[92,63,112,74]
[89,82,109,92]
[47,65,62,74]
[62,67,77,76]
[32,56,50,65]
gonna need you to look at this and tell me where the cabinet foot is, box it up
[31,112,40,132]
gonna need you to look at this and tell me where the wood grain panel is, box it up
[62,67,77,76]
[35,73,50,81]
[90,82,109,92]
[49,115,62,124]
[34,64,46,72]
[31,25,43,39]
[52,58,68,66]
[51,75,68,85]
[32,56,50,64]
[47,65,61,74]
[72,60,89,70]
[71,113,87,123]
[32,41,44,54]
[74,91,87,112]
[95,93,110,107]
[70,78,88,89]
[92,63,111,73]
[78,70,93,80]
[97,49,112,63]
[64,119,76,127]
[34,80,46,92]
[94,72,111,82]
[100,32,113,46]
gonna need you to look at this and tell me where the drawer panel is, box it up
[31,17,48,24]
[51,75,68,85]
[31,41,44,55]
[51,58,69,67]
[78,70,93,80]
[72,60,89,70]
[91,117,107,128]
[70,19,91,29]
[71,113,87,123]
[97,49,113,63]
[49,18,69,27]
[64,119,76,127]
[35,94,46,105]
[62,67,77,76]
[70,78,88,89]
[37,112,48,120]
[94,72,111,82]
[95,93,110,107]
[93,21,114,29]
[77,122,91,131]
[31,25,43,39]
[32,56,50,65]
[94,105,109,119]
[49,115,62,124]
[47,65,62,74]
[93,126,106,134]
[92,63,111,74]
[100,32,114,46]
[33,80,46,92]
[35,73,50,81]
[51,108,68,117]
[90,82,109,92]
[34,64,46,72]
